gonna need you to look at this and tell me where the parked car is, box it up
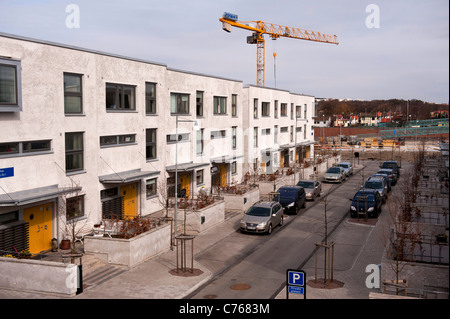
[296,180,322,201]
[240,201,284,234]
[380,161,400,178]
[349,189,383,218]
[370,173,391,193]
[364,176,388,203]
[273,186,306,214]
[377,168,397,186]
[337,161,354,177]
[324,166,346,183]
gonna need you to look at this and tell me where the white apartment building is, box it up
[0,33,315,254]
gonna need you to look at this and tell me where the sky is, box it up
[0,0,448,104]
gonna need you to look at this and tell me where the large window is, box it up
[65,132,84,173]
[261,102,270,117]
[64,73,83,114]
[106,83,136,110]
[280,103,287,117]
[146,129,157,160]
[146,82,156,114]
[213,96,227,115]
[0,59,22,112]
[100,134,136,147]
[170,93,189,114]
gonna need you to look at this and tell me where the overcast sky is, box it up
[0,0,448,103]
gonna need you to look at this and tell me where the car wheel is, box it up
[302,200,306,208]
[312,194,316,201]
[295,205,299,215]
[267,224,273,234]
[279,216,283,226]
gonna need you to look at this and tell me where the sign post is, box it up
[286,269,306,299]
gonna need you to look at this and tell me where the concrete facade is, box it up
[0,33,316,255]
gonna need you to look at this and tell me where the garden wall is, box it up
[0,257,78,296]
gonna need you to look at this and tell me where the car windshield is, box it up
[354,193,376,202]
[297,182,314,188]
[378,169,392,174]
[327,167,341,174]
[338,164,349,168]
[365,181,383,189]
[382,163,396,169]
[246,206,271,217]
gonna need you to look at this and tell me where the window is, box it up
[167,133,189,143]
[304,104,307,119]
[232,94,237,117]
[213,96,227,115]
[196,129,204,155]
[170,93,189,114]
[211,130,226,139]
[146,82,156,114]
[0,211,18,225]
[146,178,157,198]
[290,126,294,142]
[261,102,270,117]
[280,103,287,117]
[0,58,22,112]
[100,134,136,147]
[231,161,237,175]
[146,129,157,160]
[274,125,278,144]
[296,105,301,118]
[253,99,258,119]
[304,124,307,139]
[64,73,82,114]
[0,140,51,157]
[253,127,258,148]
[65,132,84,173]
[196,170,204,185]
[274,100,278,119]
[196,91,203,117]
[290,103,294,119]
[66,195,84,220]
[232,126,237,149]
[262,128,271,135]
[106,83,136,110]
[280,126,288,133]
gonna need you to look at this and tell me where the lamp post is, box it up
[294,115,308,185]
[174,115,198,239]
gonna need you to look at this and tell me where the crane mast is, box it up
[220,13,339,87]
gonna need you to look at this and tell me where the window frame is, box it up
[64,72,83,115]
[65,132,84,173]
[0,58,22,112]
[231,94,237,117]
[170,92,190,115]
[105,82,136,111]
[213,96,227,115]
[146,128,157,160]
[66,195,85,221]
[261,102,270,117]
[196,91,204,117]
[145,82,157,115]
[146,178,157,198]
[99,134,136,148]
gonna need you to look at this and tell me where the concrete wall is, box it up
[220,187,260,213]
[0,257,78,296]
[84,223,172,268]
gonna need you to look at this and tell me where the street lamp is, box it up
[174,115,198,239]
[294,116,308,185]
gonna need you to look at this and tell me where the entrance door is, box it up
[218,164,227,187]
[24,203,53,254]
[120,183,137,219]
[179,173,191,198]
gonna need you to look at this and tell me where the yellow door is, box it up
[120,183,137,219]
[219,164,227,187]
[179,173,191,198]
[24,203,53,254]
[280,153,284,168]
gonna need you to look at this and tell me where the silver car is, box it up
[324,166,346,183]
[337,162,353,177]
[364,176,387,203]
[296,180,322,201]
[240,201,284,234]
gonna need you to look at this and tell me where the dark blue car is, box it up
[273,186,306,215]
[349,189,382,218]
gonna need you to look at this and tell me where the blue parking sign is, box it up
[286,269,306,298]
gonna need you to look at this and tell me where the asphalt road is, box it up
[186,160,395,299]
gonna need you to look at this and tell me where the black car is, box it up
[349,189,382,218]
[380,161,400,179]
[273,186,306,215]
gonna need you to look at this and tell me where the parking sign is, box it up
[286,269,306,299]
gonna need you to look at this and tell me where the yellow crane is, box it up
[220,12,339,86]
